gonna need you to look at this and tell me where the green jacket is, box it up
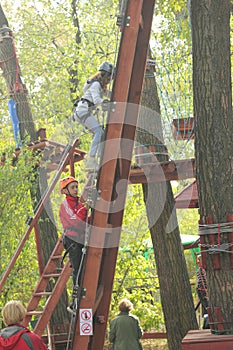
[109,311,143,350]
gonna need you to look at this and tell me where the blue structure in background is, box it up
[8,99,22,147]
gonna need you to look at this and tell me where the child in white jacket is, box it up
[74,62,114,169]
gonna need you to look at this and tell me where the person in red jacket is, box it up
[59,176,90,313]
[0,300,47,350]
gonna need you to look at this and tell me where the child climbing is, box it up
[59,176,90,314]
[73,61,114,170]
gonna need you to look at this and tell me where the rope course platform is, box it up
[0,128,86,174]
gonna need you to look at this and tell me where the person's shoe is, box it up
[85,157,98,170]
[67,304,76,316]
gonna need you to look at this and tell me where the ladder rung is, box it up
[26,311,43,316]
[43,273,61,278]
[51,255,63,259]
[33,292,52,296]
[54,339,71,344]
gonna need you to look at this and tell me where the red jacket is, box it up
[59,195,89,241]
[0,324,47,349]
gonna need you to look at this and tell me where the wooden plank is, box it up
[182,330,233,350]
[172,118,194,140]
[172,118,194,132]
[129,158,196,183]
[205,216,221,270]
[142,332,167,339]
[174,180,198,209]
[214,307,225,332]
[226,214,233,268]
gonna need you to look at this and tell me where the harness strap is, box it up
[81,98,94,107]
[61,241,76,265]
[21,332,34,350]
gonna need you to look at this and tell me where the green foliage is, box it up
[1,0,118,141]
[0,145,40,308]
[0,0,200,333]
[108,185,165,331]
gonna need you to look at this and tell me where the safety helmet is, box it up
[98,61,114,75]
[59,176,78,193]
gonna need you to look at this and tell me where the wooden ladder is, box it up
[22,238,72,336]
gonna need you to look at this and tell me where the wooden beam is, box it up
[129,158,196,183]
[172,118,194,140]
[182,330,233,349]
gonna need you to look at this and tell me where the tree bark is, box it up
[0,4,70,339]
[191,0,233,333]
[136,58,198,350]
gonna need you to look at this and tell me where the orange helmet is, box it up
[59,176,78,193]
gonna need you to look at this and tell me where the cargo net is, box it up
[149,3,194,161]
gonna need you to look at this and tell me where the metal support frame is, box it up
[71,1,156,348]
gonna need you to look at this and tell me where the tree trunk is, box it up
[0,4,70,339]
[191,0,233,333]
[136,59,198,350]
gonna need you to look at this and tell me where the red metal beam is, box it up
[71,0,156,349]
[90,2,157,349]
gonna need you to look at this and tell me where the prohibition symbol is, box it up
[81,322,93,335]
[81,309,91,321]
[79,308,93,336]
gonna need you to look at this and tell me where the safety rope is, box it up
[198,221,233,254]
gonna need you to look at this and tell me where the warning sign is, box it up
[81,322,93,335]
[80,309,92,321]
[79,308,93,336]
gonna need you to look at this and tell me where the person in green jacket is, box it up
[109,298,143,350]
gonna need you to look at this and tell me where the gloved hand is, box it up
[102,99,111,112]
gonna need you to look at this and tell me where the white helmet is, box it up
[99,61,114,74]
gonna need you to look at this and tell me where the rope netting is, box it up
[150,4,194,161]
